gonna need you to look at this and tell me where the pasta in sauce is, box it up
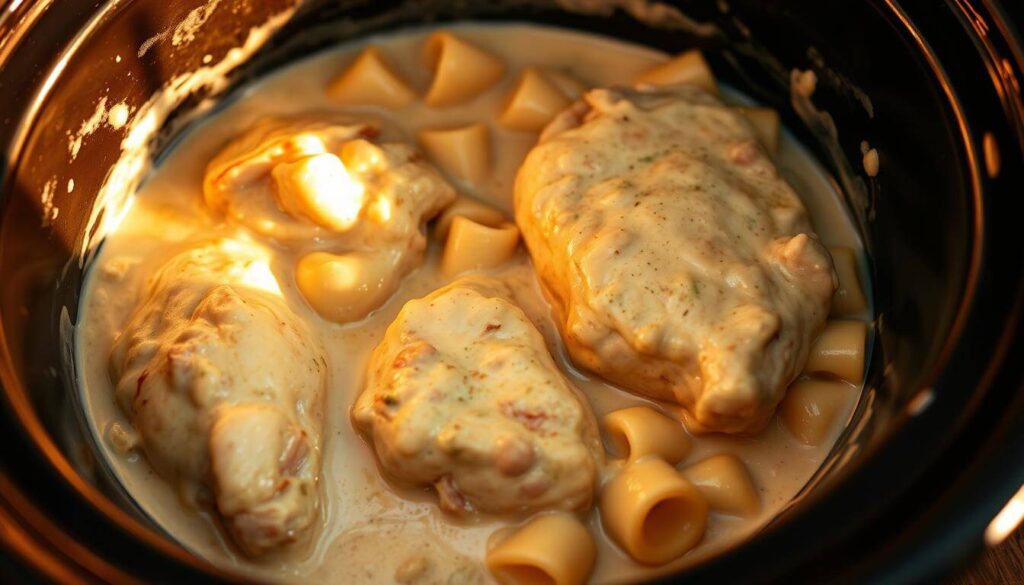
[76,24,871,584]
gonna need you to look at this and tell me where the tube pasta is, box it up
[545,70,587,100]
[499,68,572,132]
[441,216,519,276]
[418,123,490,185]
[829,246,868,315]
[736,106,780,156]
[803,319,868,384]
[682,454,760,517]
[296,250,399,323]
[779,378,853,446]
[602,406,690,464]
[423,32,505,107]
[634,50,718,95]
[433,196,507,240]
[327,46,416,109]
[600,457,708,565]
[486,513,596,585]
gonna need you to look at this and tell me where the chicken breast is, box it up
[353,277,602,516]
[204,118,456,322]
[110,240,326,555]
[515,86,836,434]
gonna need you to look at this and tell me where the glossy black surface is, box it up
[1,1,1021,583]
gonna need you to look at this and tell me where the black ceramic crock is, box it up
[1,1,1022,583]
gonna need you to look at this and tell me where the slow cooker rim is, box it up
[0,354,241,580]
[1,1,1022,583]
[0,1,268,578]
[650,2,999,579]
[662,1,1024,581]
[884,0,987,388]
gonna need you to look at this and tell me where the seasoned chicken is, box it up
[110,240,326,555]
[353,277,602,516]
[204,119,456,322]
[515,86,836,434]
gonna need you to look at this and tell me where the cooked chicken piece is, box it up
[204,119,456,322]
[352,277,602,515]
[515,86,836,434]
[110,240,326,555]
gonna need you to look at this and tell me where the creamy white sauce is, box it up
[76,23,870,584]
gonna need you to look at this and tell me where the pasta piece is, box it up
[327,46,416,109]
[296,250,400,323]
[423,32,505,107]
[441,216,520,276]
[829,246,868,315]
[602,406,691,464]
[634,50,718,95]
[600,457,708,565]
[682,454,760,517]
[779,378,853,446]
[803,320,868,384]
[545,70,587,100]
[418,123,490,185]
[499,68,572,132]
[486,513,596,585]
[433,196,508,240]
[736,106,780,156]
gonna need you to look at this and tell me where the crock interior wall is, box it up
[0,0,973,561]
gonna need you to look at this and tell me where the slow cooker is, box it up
[1,1,1022,583]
